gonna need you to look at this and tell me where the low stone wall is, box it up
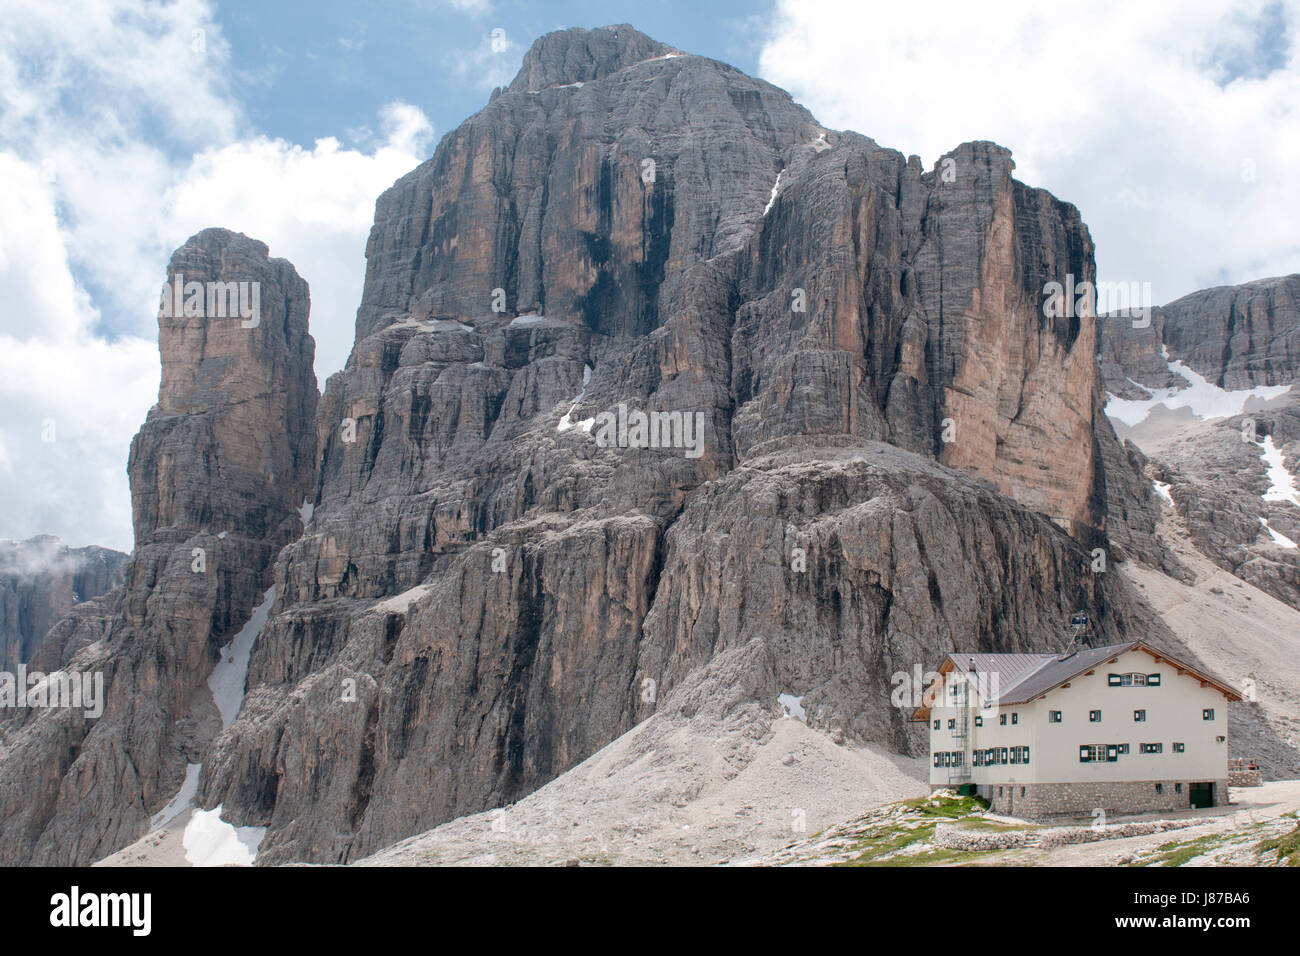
[978,779,1229,820]
[1228,769,1263,787]
[932,817,1208,852]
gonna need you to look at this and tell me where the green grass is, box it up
[833,822,936,865]
[1256,823,1300,866]
[1143,833,1227,867]
[902,794,991,819]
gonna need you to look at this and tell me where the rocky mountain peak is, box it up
[506,24,678,93]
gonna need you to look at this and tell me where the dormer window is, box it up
[1108,672,1161,686]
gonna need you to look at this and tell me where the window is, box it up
[1090,710,1101,722]
[947,718,955,730]
[997,787,1003,796]
[1175,783,1182,793]
[1049,710,1062,723]
[1020,787,1025,797]
[1105,744,1119,762]
[934,753,942,767]
[933,720,940,730]
[1109,672,1160,687]
[1010,747,1020,765]
[1011,712,1018,725]
[975,716,983,727]
[999,713,1007,726]
[973,750,983,767]
[1203,708,1215,720]
[1134,709,1146,722]
[1117,744,1130,755]
[1082,744,1116,763]
[1140,743,1162,754]
[1173,742,1184,753]
[1080,744,1099,762]
[1155,783,1163,794]
[952,752,963,767]
[999,747,1008,764]
[1023,746,1030,764]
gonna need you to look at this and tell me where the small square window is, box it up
[1203,708,1215,720]
[1134,709,1145,722]
[947,718,955,730]
[1175,783,1182,793]
[999,713,1007,726]
[975,716,983,727]
[933,719,940,730]
[1049,710,1062,723]
[1148,673,1161,686]
[1173,742,1184,753]
[1117,744,1129,755]
[1155,783,1163,794]
[1011,713,1018,725]
[1023,746,1030,764]
[1089,710,1101,723]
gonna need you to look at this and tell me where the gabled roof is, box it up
[910,640,1242,720]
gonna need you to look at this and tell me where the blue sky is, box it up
[1,0,1297,552]
[215,1,769,149]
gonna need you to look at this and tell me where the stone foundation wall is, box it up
[1228,769,1262,787]
[975,779,1229,821]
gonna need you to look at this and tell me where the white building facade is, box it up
[913,641,1240,819]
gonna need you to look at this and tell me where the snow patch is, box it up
[151,763,201,828]
[208,587,274,731]
[508,313,544,327]
[557,364,594,433]
[1152,480,1174,507]
[1260,517,1298,549]
[763,170,783,216]
[1104,359,1291,428]
[298,498,314,526]
[778,694,806,723]
[182,805,267,866]
[1260,436,1300,508]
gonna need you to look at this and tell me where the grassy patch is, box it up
[903,794,991,819]
[873,846,997,867]
[833,822,936,865]
[1256,823,1300,866]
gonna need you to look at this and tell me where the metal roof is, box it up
[939,640,1241,707]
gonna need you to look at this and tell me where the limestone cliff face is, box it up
[0,536,126,671]
[196,26,1158,864]
[1099,274,1300,395]
[0,229,317,865]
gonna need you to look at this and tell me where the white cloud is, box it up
[165,102,433,375]
[0,0,434,551]
[447,27,523,89]
[757,0,1300,303]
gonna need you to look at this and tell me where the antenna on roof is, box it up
[1061,611,1089,659]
